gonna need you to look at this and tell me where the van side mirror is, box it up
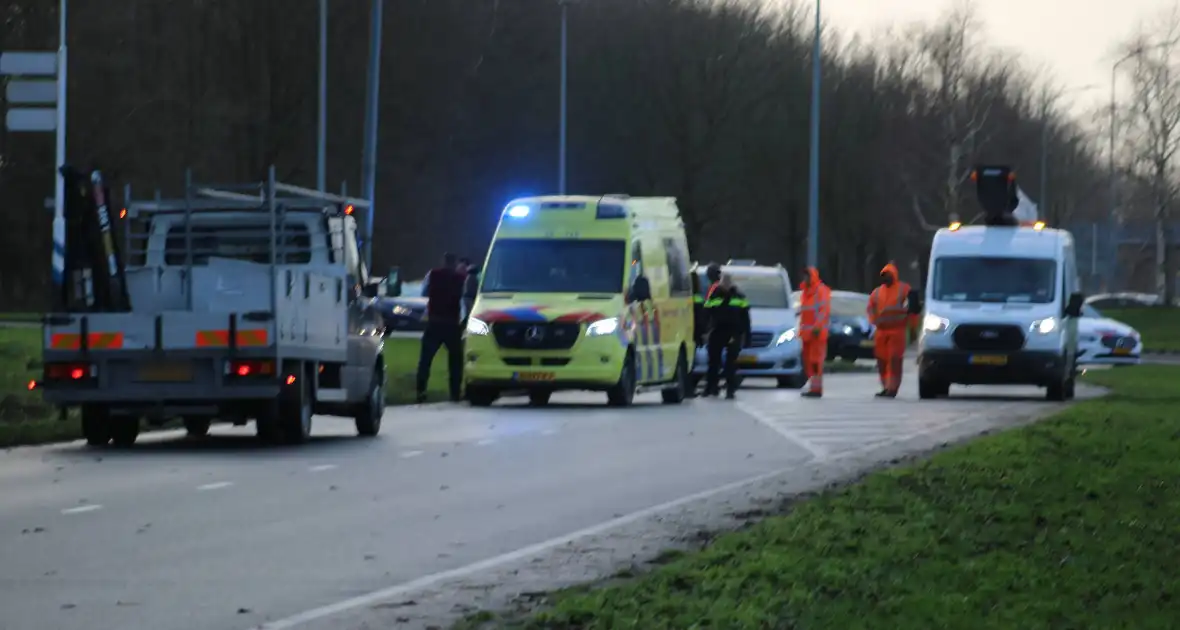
[1065,292,1084,318]
[907,288,923,315]
[385,267,402,297]
[629,276,652,303]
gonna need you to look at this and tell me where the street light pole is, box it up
[558,0,570,195]
[317,0,327,192]
[806,0,821,270]
[360,0,384,270]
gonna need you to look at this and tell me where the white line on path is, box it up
[197,481,234,491]
[540,428,559,436]
[735,402,830,460]
[61,504,102,515]
[475,439,496,446]
[308,464,337,472]
[260,400,1036,630]
[399,450,423,459]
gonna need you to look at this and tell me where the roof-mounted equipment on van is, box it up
[970,164,1020,226]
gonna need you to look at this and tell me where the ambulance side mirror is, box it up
[628,276,652,303]
[907,289,923,315]
[1064,292,1084,318]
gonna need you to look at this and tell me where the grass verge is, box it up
[0,327,450,447]
[1102,306,1180,352]
[469,365,1180,629]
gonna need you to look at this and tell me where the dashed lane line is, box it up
[308,465,337,472]
[197,481,234,492]
[399,450,424,459]
[61,504,102,515]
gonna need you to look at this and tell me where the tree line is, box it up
[0,0,1123,309]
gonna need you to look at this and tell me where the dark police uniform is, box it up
[703,285,751,399]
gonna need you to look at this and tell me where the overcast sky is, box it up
[820,0,1171,116]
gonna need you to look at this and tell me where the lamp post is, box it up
[557,0,572,195]
[360,0,384,269]
[317,0,327,191]
[806,0,821,270]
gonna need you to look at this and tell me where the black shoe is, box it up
[801,391,822,398]
[725,391,736,400]
[416,392,428,404]
[874,390,889,398]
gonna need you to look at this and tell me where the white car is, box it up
[1077,304,1142,366]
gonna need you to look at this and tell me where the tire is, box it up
[109,414,141,447]
[81,405,111,447]
[255,406,283,444]
[918,378,948,400]
[467,386,498,407]
[355,367,385,437]
[689,374,702,396]
[841,355,857,363]
[607,352,637,407]
[661,350,689,404]
[279,369,313,444]
[528,391,552,406]
[777,375,805,389]
[183,416,211,438]
[1063,361,1077,400]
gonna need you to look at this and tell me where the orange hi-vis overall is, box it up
[797,267,831,394]
[867,263,917,396]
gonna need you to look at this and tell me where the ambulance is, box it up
[917,165,1084,401]
[463,195,695,407]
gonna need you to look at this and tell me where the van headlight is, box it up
[923,313,950,333]
[776,328,797,345]
[586,317,619,336]
[466,317,490,336]
[1030,317,1057,335]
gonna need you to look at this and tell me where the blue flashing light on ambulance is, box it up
[462,195,696,407]
[917,165,1084,402]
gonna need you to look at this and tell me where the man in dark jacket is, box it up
[703,272,751,400]
[417,253,466,403]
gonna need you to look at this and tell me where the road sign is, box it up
[6,108,56,131]
[0,51,57,76]
[6,79,57,104]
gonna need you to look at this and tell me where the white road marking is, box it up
[308,464,337,472]
[540,428,559,436]
[399,450,423,459]
[261,399,1043,630]
[475,439,496,446]
[61,504,102,515]
[197,481,234,491]
[735,402,830,460]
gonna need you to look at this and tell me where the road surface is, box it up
[0,375,1098,630]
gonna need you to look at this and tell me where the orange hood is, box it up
[880,263,899,283]
[800,266,822,290]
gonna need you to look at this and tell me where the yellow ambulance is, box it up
[463,195,695,407]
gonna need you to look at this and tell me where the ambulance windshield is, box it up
[480,238,626,294]
[933,256,1057,304]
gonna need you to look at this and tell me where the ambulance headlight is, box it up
[466,317,490,336]
[586,317,619,336]
[776,328,797,345]
[1031,317,1057,335]
[923,313,950,333]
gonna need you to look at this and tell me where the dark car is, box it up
[791,289,875,362]
[378,295,427,333]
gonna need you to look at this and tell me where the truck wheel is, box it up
[467,386,498,407]
[81,405,111,447]
[661,350,689,404]
[606,353,637,407]
[355,368,384,437]
[110,415,141,448]
[183,416,211,438]
[255,407,282,444]
[279,371,313,444]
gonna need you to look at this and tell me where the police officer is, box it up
[690,263,724,396]
[703,272,751,400]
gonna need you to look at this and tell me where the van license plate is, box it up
[137,361,195,382]
[969,355,1008,366]
[514,371,556,382]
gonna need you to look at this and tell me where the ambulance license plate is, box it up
[969,354,1008,366]
[514,371,556,382]
[136,361,195,382]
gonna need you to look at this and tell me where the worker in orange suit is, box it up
[866,262,918,398]
[797,266,831,398]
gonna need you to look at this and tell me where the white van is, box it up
[691,261,805,389]
[917,221,1084,401]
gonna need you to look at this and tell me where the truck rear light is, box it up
[44,362,96,381]
[225,359,275,377]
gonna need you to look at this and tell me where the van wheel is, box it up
[528,391,552,406]
[279,370,313,444]
[661,350,689,404]
[355,367,385,437]
[183,416,211,437]
[467,386,498,407]
[81,405,111,446]
[607,353,637,407]
[1046,379,1066,402]
[110,414,141,448]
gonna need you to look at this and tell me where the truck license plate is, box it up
[514,371,555,382]
[136,361,195,382]
[969,354,1008,366]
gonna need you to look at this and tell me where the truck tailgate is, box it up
[44,312,274,353]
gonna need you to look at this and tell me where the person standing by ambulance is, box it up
[797,266,831,398]
[703,272,751,400]
[866,262,917,398]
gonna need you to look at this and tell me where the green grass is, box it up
[1102,307,1180,353]
[0,327,451,447]
[476,365,1180,630]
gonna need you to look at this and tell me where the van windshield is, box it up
[697,271,789,308]
[933,256,1057,304]
[481,238,626,294]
